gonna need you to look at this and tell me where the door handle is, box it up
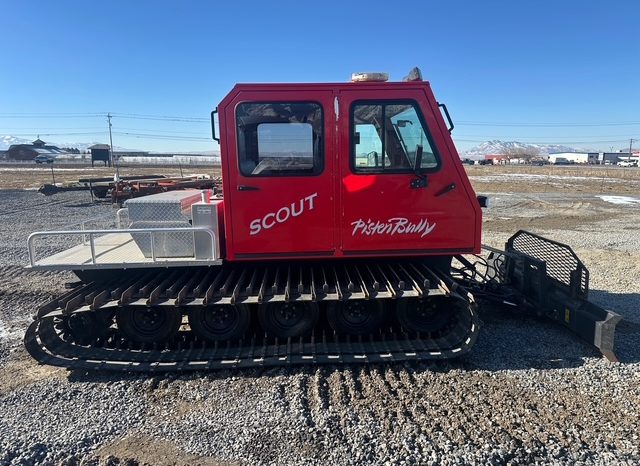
[237,185,260,191]
[435,183,456,197]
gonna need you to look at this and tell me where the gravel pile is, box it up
[0,190,638,466]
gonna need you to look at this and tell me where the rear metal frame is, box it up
[28,227,221,270]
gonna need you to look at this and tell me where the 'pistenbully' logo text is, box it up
[351,217,436,238]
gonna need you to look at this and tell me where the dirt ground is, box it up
[0,162,639,193]
[0,164,638,466]
[466,164,640,195]
[0,164,220,190]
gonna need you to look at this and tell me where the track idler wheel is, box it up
[259,301,319,338]
[396,296,458,334]
[327,300,386,335]
[62,310,113,345]
[188,304,250,342]
[116,306,182,344]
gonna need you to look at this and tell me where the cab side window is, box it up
[351,101,439,173]
[236,102,324,176]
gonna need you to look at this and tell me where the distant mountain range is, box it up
[0,135,107,152]
[461,140,591,158]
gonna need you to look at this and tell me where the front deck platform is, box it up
[30,232,222,271]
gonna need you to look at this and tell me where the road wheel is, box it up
[116,306,181,344]
[396,296,452,334]
[258,301,318,338]
[188,304,250,342]
[63,310,113,345]
[327,300,385,335]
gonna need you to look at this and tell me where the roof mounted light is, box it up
[351,72,389,82]
[403,67,423,82]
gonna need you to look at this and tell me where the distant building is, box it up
[586,152,634,165]
[548,152,598,164]
[484,154,508,164]
[88,144,111,166]
[114,151,150,157]
[7,138,65,161]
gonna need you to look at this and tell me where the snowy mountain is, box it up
[461,140,590,158]
[0,135,32,150]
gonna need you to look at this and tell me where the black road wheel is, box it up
[396,296,454,334]
[327,300,386,335]
[63,310,113,345]
[116,306,182,344]
[188,304,250,342]
[258,301,318,338]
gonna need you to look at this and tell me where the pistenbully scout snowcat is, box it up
[24,68,620,371]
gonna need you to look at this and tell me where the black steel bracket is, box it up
[410,175,428,189]
[211,108,220,143]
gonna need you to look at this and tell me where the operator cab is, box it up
[215,70,481,261]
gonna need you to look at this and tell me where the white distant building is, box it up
[548,152,597,164]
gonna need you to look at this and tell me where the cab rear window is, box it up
[236,102,324,177]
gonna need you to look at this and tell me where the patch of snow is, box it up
[597,195,640,205]
[0,320,9,342]
[0,167,107,172]
[470,173,640,185]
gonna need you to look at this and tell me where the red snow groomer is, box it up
[24,69,620,371]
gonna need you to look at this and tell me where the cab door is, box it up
[222,89,336,259]
[338,86,480,256]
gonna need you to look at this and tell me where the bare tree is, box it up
[503,146,541,164]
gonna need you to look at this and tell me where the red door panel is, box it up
[338,87,480,255]
[221,90,336,258]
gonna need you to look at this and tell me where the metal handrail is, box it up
[115,208,129,228]
[28,227,216,267]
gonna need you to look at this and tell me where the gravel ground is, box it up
[0,187,638,466]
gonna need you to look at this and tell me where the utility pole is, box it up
[630,138,635,159]
[108,113,120,180]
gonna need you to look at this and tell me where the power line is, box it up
[454,134,639,140]
[110,112,209,121]
[114,131,211,141]
[0,115,107,119]
[453,138,632,144]
[0,126,207,135]
[0,111,209,122]
[116,127,208,135]
[1,111,104,115]
[456,121,640,127]
[112,115,209,123]
[3,131,108,136]
[0,126,105,130]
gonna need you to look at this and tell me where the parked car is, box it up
[531,158,549,166]
[34,154,56,164]
[553,157,573,165]
[618,160,638,167]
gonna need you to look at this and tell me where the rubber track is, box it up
[24,261,481,372]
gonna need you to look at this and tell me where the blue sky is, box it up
[1,0,639,153]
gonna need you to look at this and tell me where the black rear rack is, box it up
[492,231,620,361]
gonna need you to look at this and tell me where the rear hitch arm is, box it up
[455,230,622,361]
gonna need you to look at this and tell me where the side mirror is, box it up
[414,145,424,173]
[477,195,489,208]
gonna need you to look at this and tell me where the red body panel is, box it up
[217,81,481,261]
